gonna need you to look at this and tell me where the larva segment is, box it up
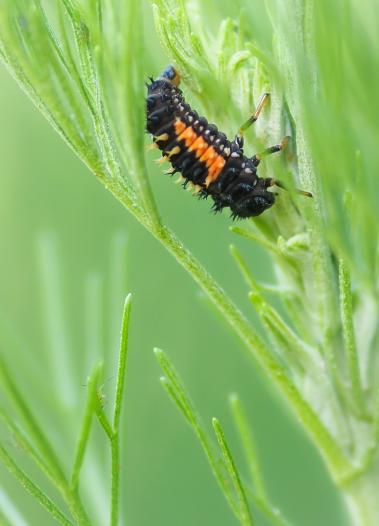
[205,155,226,186]
[189,135,209,158]
[174,118,186,136]
[177,126,198,147]
[200,146,218,167]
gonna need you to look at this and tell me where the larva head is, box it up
[229,177,276,218]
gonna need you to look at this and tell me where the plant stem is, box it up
[155,350,241,519]
[110,433,120,526]
[229,395,266,501]
[0,445,73,526]
[71,364,102,492]
[113,294,132,431]
[212,418,253,526]
[339,259,365,415]
[0,357,91,525]
[100,177,351,481]
[342,460,379,526]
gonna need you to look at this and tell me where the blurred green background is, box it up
[0,3,349,526]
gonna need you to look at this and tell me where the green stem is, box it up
[155,349,240,518]
[110,433,120,526]
[0,357,91,525]
[229,395,266,501]
[0,445,73,526]
[95,404,114,440]
[0,358,66,482]
[110,294,132,526]
[212,418,253,526]
[113,294,132,431]
[0,409,55,481]
[71,364,101,491]
[230,226,281,255]
[339,259,365,415]
[103,177,351,480]
[342,460,379,526]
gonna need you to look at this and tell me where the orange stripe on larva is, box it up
[178,126,198,147]
[205,155,226,186]
[173,119,224,185]
[174,119,198,149]
[199,146,218,167]
[174,118,186,135]
[189,136,209,158]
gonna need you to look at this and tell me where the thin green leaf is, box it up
[0,355,66,483]
[229,396,292,526]
[0,410,54,483]
[95,404,114,441]
[212,418,254,526]
[351,389,379,479]
[120,0,161,227]
[229,395,266,501]
[154,349,240,520]
[230,226,281,255]
[339,258,365,415]
[113,293,132,432]
[0,37,96,171]
[0,445,73,526]
[248,292,314,373]
[229,244,259,292]
[60,0,121,181]
[71,363,102,491]
[32,0,95,147]
[0,356,91,525]
[111,293,132,526]
[230,245,316,372]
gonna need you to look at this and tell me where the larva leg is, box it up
[252,136,290,166]
[267,178,313,198]
[234,92,270,150]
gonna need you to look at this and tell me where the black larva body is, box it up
[146,66,280,219]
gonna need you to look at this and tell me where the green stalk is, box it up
[110,294,132,526]
[0,445,73,526]
[71,364,102,492]
[94,294,132,526]
[1,1,378,524]
[343,461,379,526]
[212,418,253,526]
[0,357,91,525]
[155,349,241,520]
[105,179,352,480]
[339,259,365,415]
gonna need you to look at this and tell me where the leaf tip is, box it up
[159,375,168,386]
[154,348,164,362]
[229,392,238,405]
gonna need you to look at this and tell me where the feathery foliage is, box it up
[0,0,378,524]
[0,286,132,525]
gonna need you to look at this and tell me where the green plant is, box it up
[0,286,131,526]
[0,0,378,525]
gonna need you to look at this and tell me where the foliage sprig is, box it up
[1,0,379,524]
